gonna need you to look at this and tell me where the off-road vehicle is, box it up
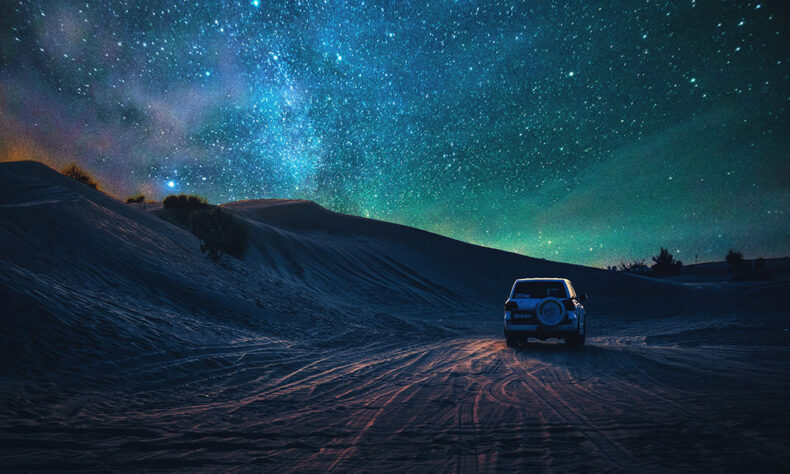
[504,278,587,347]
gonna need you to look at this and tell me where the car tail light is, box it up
[505,301,518,312]
[563,298,576,310]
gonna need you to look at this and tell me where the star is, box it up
[0,0,785,266]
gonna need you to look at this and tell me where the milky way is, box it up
[1,1,788,266]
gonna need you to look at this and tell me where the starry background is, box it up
[1,0,788,267]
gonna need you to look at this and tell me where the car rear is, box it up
[504,278,583,344]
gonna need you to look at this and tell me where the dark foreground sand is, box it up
[1,161,788,471]
[3,336,789,472]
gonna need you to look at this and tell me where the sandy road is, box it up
[4,162,789,471]
[2,337,790,472]
[277,338,790,472]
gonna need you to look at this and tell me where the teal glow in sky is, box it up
[1,1,788,266]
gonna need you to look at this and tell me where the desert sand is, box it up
[1,161,788,471]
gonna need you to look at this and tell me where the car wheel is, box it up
[566,322,585,348]
[505,330,516,347]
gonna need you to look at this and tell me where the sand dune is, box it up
[1,161,788,471]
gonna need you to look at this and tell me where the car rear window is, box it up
[511,281,568,299]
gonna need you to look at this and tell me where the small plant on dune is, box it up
[188,207,248,262]
[608,259,649,274]
[61,163,99,189]
[125,194,145,204]
[748,257,774,281]
[162,194,208,209]
[158,194,247,262]
[161,194,209,226]
[651,247,683,276]
[726,251,774,281]
[725,249,750,275]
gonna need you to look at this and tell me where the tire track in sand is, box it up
[502,346,640,470]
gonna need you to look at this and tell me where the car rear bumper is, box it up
[504,326,577,339]
[504,311,579,336]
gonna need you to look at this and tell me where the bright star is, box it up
[252,0,260,6]
[167,181,175,188]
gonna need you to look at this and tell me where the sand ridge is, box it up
[1,161,788,471]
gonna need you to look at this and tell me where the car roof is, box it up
[513,278,571,283]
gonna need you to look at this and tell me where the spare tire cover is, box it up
[536,297,566,327]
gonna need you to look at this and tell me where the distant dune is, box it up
[662,257,790,283]
[1,161,788,471]
[0,160,785,370]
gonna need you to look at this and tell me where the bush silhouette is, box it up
[749,258,774,281]
[725,250,750,275]
[163,194,207,209]
[651,247,683,275]
[608,259,649,274]
[61,163,99,189]
[126,194,145,204]
[188,207,248,262]
[729,255,775,281]
[157,195,247,262]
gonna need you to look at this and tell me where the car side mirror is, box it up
[579,293,588,301]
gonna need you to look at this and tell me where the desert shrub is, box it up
[730,255,775,281]
[609,259,649,274]
[188,207,248,262]
[651,247,683,276]
[749,258,774,281]
[157,195,247,262]
[725,250,750,274]
[161,194,209,226]
[61,163,99,189]
[126,194,145,203]
[163,194,208,209]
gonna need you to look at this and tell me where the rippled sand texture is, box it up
[1,161,788,471]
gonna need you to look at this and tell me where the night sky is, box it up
[1,1,788,267]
